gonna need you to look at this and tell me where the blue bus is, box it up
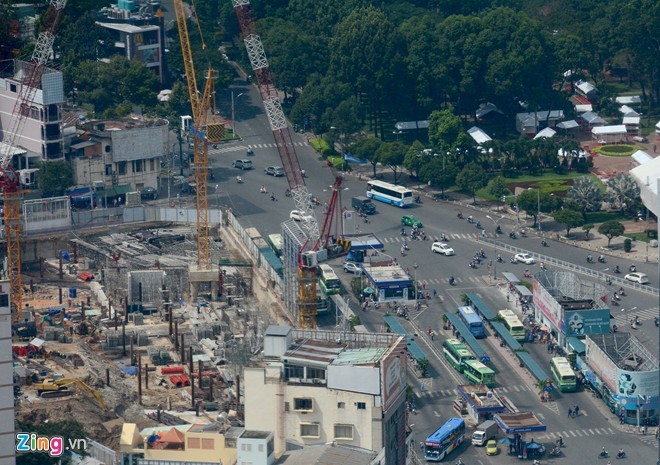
[457,306,485,338]
[424,418,466,462]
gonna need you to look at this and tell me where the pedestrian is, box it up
[432,289,437,298]
[568,407,573,418]
[643,425,647,435]
[620,414,624,424]
[655,427,658,439]
[654,144,657,154]
[574,405,580,417]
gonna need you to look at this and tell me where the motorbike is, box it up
[655,316,659,327]
[476,221,481,229]
[510,256,518,263]
[519,229,527,237]
[598,255,606,263]
[610,298,618,306]
[587,255,594,263]
[236,176,244,184]
[634,316,640,325]
[599,449,609,459]
[441,233,449,241]
[618,288,626,296]
[524,270,532,278]
[285,189,292,197]
[468,261,477,269]
[616,450,626,459]
[496,225,502,234]
[509,231,517,239]
[496,255,503,263]
[630,320,637,330]
[549,447,561,457]
[414,195,422,204]
[467,216,474,224]
[614,265,621,274]
[457,212,464,219]
[478,249,486,258]
[541,239,548,247]
[629,265,636,273]
[400,228,407,236]
[449,277,455,286]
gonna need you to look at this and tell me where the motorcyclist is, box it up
[449,276,455,285]
[598,254,605,262]
[616,448,625,458]
[587,254,593,263]
[496,225,502,234]
[236,175,243,183]
[630,264,636,272]
[614,265,620,273]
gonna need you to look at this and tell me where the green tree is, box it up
[456,162,488,203]
[352,137,383,178]
[331,96,362,144]
[56,13,114,69]
[419,158,458,191]
[518,189,562,227]
[16,419,87,464]
[582,223,595,241]
[403,142,429,179]
[428,107,462,150]
[598,220,625,247]
[605,172,640,215]
[553,209,584,237]
[377,142,407,184]
[567,176,602,219]
[487,176,509,207]
[36,161,74,197]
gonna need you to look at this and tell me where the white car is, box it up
[624,272,649,284]
[431,242,455,256]
[343,262,363,274]
[289,210,312,222]
[514,253,535,264]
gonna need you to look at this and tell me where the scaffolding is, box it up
[536,270,609,309]
[281,220,309,325]
[589,333,658,372]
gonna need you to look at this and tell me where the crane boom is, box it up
[173,0,214,269]
[0,0,67,321]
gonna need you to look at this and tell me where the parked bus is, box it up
[318,264,341,296]
[463,359,495,387]
[498,309,525,341]
[366,180,413,207]
[424,417,466,462]
[267,233,283,257]
[457,305,485,338]
[442,338,475,372]
[550,357,577,392]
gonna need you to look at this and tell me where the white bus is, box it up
[366,180,413,207]
[267,233,283,257]
[318,264,341,296]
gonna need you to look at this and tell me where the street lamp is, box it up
[231,91,244,135]
[527,187,541,231]
[486,215,505,281]
[412,263,419,305]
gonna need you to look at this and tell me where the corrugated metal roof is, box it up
[331,347,387,366]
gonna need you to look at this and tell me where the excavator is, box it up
[33,378,106,410]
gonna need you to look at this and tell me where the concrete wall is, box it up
[0,280,15,465]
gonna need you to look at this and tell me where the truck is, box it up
[471,420,498,446]
[351,196,376,214]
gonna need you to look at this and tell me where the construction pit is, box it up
[12,223,289,450]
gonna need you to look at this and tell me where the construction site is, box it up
[10,221,285,452]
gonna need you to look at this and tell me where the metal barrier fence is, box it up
[480,237,659,296]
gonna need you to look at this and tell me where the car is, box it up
[141,186,157,200]
[401,214,423,228]
[514,253,535,264]
[431,242,455,256]
[486,440,499,456]
[343,262,363,274]
[232,159,253,170]
[289,210,313,222]
[624,272,649,284]
[265,166,285,177]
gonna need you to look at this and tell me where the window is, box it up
[201,438,214,450]
[117,161,127,175]
[258,444,264,452]
[356,402,366,410]
[300,423,320,438]
[334,424,354,440]
[294,398,312,411]
[337,402,345,409]
[187,438,200,449]
[133,160,143,173]
[105,164,112,176]
[10,83,17,93]
[150,159,155,171]
[241,443,252,452]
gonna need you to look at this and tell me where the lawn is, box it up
[592,145,642,157]
[623,230,657,243]
[476,171,601,201]
[583,211,624,223]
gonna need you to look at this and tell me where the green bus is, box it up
[442,338,475,372]
[318,264,341,296]
[463,359,495,387]
[498,309,526,341]
[550,357,577,392]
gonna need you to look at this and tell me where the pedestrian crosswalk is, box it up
[416,384,530,400]
[417,276,484,286]
[639,435,660,448]
[210,141,308,154]
[380,233,478,244]
[537,427,617,440]
[612,306,659,325]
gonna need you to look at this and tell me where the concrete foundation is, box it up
[189,266,220,301]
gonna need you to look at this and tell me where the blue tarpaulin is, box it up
[120,366,138,376]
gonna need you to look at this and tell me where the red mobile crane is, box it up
[231,1,347,328]
[0,0,67,322]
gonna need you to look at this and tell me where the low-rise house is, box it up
[515,111,564,135]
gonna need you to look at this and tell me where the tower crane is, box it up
[231,0,330,328]
[0,0,67,322]
[173,0,220,270]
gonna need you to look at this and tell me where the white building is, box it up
[237,431,275,465]
[70,117,168,201]
[0,280,15,465]
[0,59,65,165]
[575,80,598,100]
[244,326,407,465]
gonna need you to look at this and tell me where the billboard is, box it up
[381,339,406,412]
[616,368,659,398]
[585,338,617,391]
[563,309,610,336]
[533,279,562,328]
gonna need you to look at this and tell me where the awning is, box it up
[502,272,520,284]
[567,337,586,355]
[514,285,533,297]
[104,184,132,197]
[70,140,98,150]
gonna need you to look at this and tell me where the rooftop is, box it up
[589,333,658,372]
[96,21,160,34]
[283,339,347,366]
[82,117,169,133]
[362,264,412,284]
[240,430,271,439]
[331,347,387,366]
[276,443,376,465]
[535,271,609,310]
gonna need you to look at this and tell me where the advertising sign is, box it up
[563,309,611,336]
[381,340,406,412]
[616,368,659,398]
[585,338,617,391]
[533,279,562,328]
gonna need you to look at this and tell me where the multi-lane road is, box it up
[206,77,659,464]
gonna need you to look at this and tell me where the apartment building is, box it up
[244,326,408,465]
[0,59,65,165]
[70,117,167,200]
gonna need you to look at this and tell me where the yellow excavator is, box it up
[33,378,106,410]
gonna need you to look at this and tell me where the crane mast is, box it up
[0,0,67,321]
[231,0,320,328]
[173,0,215,269]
